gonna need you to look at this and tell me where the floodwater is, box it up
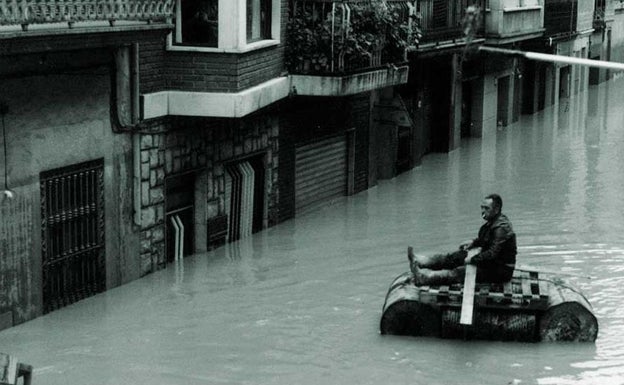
[1,79,624,385]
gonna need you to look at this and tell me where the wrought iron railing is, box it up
[286,0,417,75]
[543,0,577,37]
[0,0,174,30]
[417,0,484,44]
[593,6,605,30]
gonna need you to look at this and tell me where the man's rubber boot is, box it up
[413,268,461,286]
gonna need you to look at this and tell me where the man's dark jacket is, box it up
[471,213,516,282]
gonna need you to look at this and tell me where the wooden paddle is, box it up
[460,248,480,325]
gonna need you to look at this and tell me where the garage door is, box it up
[295,135,347,216]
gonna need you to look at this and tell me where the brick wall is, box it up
[164,52,239,92]
[238,46,286,89]
[163,45,285,93]
[139,33,169,93]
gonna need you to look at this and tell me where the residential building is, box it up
[0,0,176,327]
[0,0,414,328]
[405,0,545,150]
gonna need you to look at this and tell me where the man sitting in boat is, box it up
[409,193,516,285]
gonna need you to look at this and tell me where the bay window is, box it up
[172,0,279,52]
[179,0,218,47]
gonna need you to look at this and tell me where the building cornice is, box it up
[141,77,291,119]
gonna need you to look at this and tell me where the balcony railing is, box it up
[543,0,577,37]
[0,0,174,31]
[485,0,544,41]
[286,0,417,75]
[416,0,485,45]
[593,6,605,30]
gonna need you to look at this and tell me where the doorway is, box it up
[40,159,106,313]
[461,81,473,138]
[224,155,266,242]
[496,75,510,127]
[559,65,571,99]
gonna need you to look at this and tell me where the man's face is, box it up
[480,198,498,221]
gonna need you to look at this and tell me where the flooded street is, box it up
[1,78,624,385]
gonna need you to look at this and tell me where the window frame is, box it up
[169,0,280,53]
[246,0,272,43]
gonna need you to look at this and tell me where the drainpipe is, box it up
[331,3,336,73]
[343,4,350,71]
[131,42,142,226]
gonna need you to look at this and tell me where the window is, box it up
[247,0,271,42]
[172,0,280,52]
[178,0,218,47]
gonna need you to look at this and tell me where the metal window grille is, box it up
[40,159,105,313]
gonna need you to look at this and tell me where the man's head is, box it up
[481,194,502,221]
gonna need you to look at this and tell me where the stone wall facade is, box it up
[137,111,280,275]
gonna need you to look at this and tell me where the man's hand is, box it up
[459,241,473,251]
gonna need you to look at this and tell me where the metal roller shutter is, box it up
[295,135,347,216]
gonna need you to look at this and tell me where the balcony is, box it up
[485,0,544,44]
[0,0,173,36]
[416,0,485,50]
[286,0,413,96]
[543,0,594,39]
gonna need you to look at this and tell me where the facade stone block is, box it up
[142,206,156,227]
[156,169,165,185]
[150,186,164,204]
[141,181,150,206]
[141,162,150,181]
[150,169,157,187]
[141,149,150,163]
[156,205,164,224]
[165,134,178,147]
[207,178,214,200]
[214,164,223,176]
[244,138,253,154]
[220,142,233,160]
[158,150,165,167]
[140,135,153,149]
[141,239,151,253]
[165,151,173,173]
[140,253,153,276]
[149,149,159,167]
[152,227,164,242]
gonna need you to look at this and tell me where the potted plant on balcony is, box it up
[286,1,420,75]
[286,11,323,73]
